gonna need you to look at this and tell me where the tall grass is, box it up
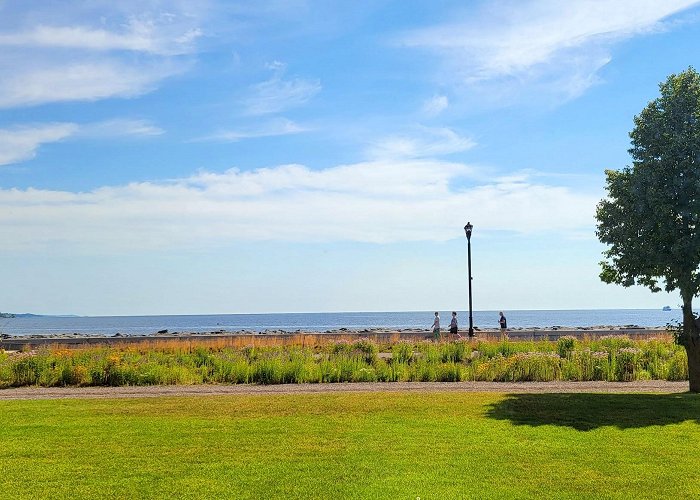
[0,335,688,388]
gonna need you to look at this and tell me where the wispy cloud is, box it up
[368,126,475,159]
[0,119,163,166]
[0,4,205,108]
[242,62,321,115]
[422,94,449,116]
[398,0,700,100]
[195,118,309,142]
[0,124,78,166]
[0,19,201,55]
[0,160,598,251]
[77,119,164,138]
[0,60,185,109]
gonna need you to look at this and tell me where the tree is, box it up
[596,67,700,392]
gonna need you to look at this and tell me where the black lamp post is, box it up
[464,222,474,337]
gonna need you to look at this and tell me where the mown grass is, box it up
[0,335,688,388]
[1,391,699,499]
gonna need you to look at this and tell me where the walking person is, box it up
[431,312,441,341]
[449,311,460,338]
[499,311,508,339]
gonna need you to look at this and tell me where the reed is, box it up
[0,336,688,388]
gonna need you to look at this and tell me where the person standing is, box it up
[499,311,507,338]
[449,311,459,337]
[431,312,441,340]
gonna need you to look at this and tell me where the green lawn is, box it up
[1,391,699,499]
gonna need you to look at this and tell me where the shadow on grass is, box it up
[485,393,700,431]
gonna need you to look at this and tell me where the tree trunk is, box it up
[681,292,700,393]
[686,337,700,393]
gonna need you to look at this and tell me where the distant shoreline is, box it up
[0,326,670,350]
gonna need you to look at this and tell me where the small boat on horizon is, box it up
[662,305,672,311]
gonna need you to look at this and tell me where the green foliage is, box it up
[0,337,690,388]
[556,336,578,358]
[441,340,468,362]
[597,67,700,296]
[391,341,413,364]
[350,338,378,364]
[596,67,700,374]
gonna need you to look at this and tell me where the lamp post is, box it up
[464,222,474,337]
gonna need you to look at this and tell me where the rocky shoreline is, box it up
[0,325,670,351]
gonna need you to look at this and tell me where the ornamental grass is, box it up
[0,336,689,388]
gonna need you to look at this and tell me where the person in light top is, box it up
[431,312,440,340]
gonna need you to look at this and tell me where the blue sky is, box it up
[1,0,699,316]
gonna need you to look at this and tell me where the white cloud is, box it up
[0,119,163,165]
[0,4,204,107]
[399,0,700,99]
[196,118,308,142]
[0,124,78,166]
[368,126,475,159]
[0,61,184,108]
[0,20,201,56]
[0,160,598,251]
[243,63,321,115]
[77,119,165,138]
[423,95,449,116]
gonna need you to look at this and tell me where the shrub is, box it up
[0,336,689,387]
[351,338,378,364]
[331,341,352,356]
[391,342,414,364]
[613,347,643,381]
[441,341,468,363]
[376,361,409,382]
[667,350,689,381]
[506,352,561,382]
[11,355,44,386]
[352,367,378,382]
[557,336,577,358]
[251,358,284,385]
[411,360,437,382]
[436,363,463,382]
[210,354,249,384]
[596,335,634,351]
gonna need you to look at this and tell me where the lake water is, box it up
[0,309,682,337]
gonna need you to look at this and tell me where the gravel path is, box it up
[0,380,689,400]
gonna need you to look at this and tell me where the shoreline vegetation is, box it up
[0,335,688,389]
[0,324,669,339]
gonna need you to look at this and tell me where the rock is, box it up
[157,329,168,334]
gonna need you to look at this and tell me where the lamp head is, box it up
[464,222,473,240]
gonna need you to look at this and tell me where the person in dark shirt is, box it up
[499,311,507,338]
[449,311,459,337]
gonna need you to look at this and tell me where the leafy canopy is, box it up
[596,67,700,299]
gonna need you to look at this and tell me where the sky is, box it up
[1,0,700,316]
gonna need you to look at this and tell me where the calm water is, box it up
[0,309,682,337]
